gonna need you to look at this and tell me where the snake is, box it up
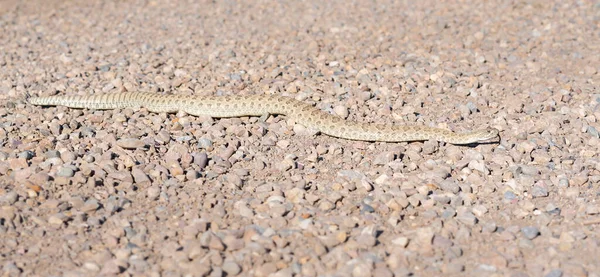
[28,92,499,144]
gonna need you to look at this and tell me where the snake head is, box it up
[475,127,500,142]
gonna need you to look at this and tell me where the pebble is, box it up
[223,236,244,251]
[184,260,210,276]
[116,138,146,149]
[372,267,393,277]
[468,160,487,173]
[456,211,478,226]
[392,237,409,247]
[1,191,19,205]
[545,269,563,277]
[2,262,21,275]
[439,180,460,193]
[531,185,549,198]
[285,187,305,203]
[360,203,375,213]
[472,205,488,217]
[193,152,209,169]
[255,262,277,277]
[147,186,160,199]
[521,226,540,240]
[519,165,540,176]
[318,200,335,211]
[81,198,100,213]
[222,261,241,275]
[351,261,372,277]
[338,170,366,181]
[56,167,75,177]
[333,105,349,119]
[18,150,35,160]
[100,259,127,275]
[197,138,213,149]
[504,191,517,200]
[444,262,465,274]
[441,208,456,219]
[587,126,599,138]
[83,262,101,272]
[131,167,151,184]
[586,205,600,215]
[482,222,498,233]
[45,150,61,159]
[48,213,68,225]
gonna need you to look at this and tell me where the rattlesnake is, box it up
[28,92,499,144]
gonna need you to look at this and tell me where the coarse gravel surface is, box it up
[1,0,600,276]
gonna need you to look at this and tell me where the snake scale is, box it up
[28,92,499,144]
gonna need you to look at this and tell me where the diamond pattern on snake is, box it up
[28,92,500,144]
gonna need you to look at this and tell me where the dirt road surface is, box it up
[1,1,599,276]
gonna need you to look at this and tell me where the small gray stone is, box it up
[99,65,111,72]
[255,262,277,277]
[81,199,100,213]
[83,262,101,272]
[81,127,96,137]
[83,155,95,163]
[521,226,540,240]
[105,196,129,213]
[531,186,549,198]
[466,101,478,113]
[188,261,211,276]
[360,203,375,214]
[337,170,366,181]
[482,222,498,233]
[441,208,456,219]
[351,261,372,277]
[146,186,160,200]
[1,191,18,205]
[545,203,561,215]
[433,235,454,249]
[587,126,599,138]
[356,234,377,247]
[439,180,460,193]
[456,211,478,226]
[518,237,535,248]
[193,152,209,170]
[100,259,126,275]
[48,213,68,225]
[210,267,223,277]
[18,150,35,160]
[207,235,225,251]
[444,262,465,274]
[504,191,517,200]
[222,261,241,276]
[116,138,146,149]
[132,167,151,183]
[392,236,409,247]
[318,200,335,212]
[45,150,61,159]
[175,135,193,142]
[57,167,75,177]
[222,236,244,251]
[2,262,21,275]
[197,138,213,149]
[472,205,488,217]
[544,269,563,277]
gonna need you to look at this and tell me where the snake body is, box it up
[28,92,499,144]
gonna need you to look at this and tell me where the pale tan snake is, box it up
[28,92,499,144]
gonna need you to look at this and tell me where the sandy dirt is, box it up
[1,0,599,276]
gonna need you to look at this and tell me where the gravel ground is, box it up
[1,0,600,276]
